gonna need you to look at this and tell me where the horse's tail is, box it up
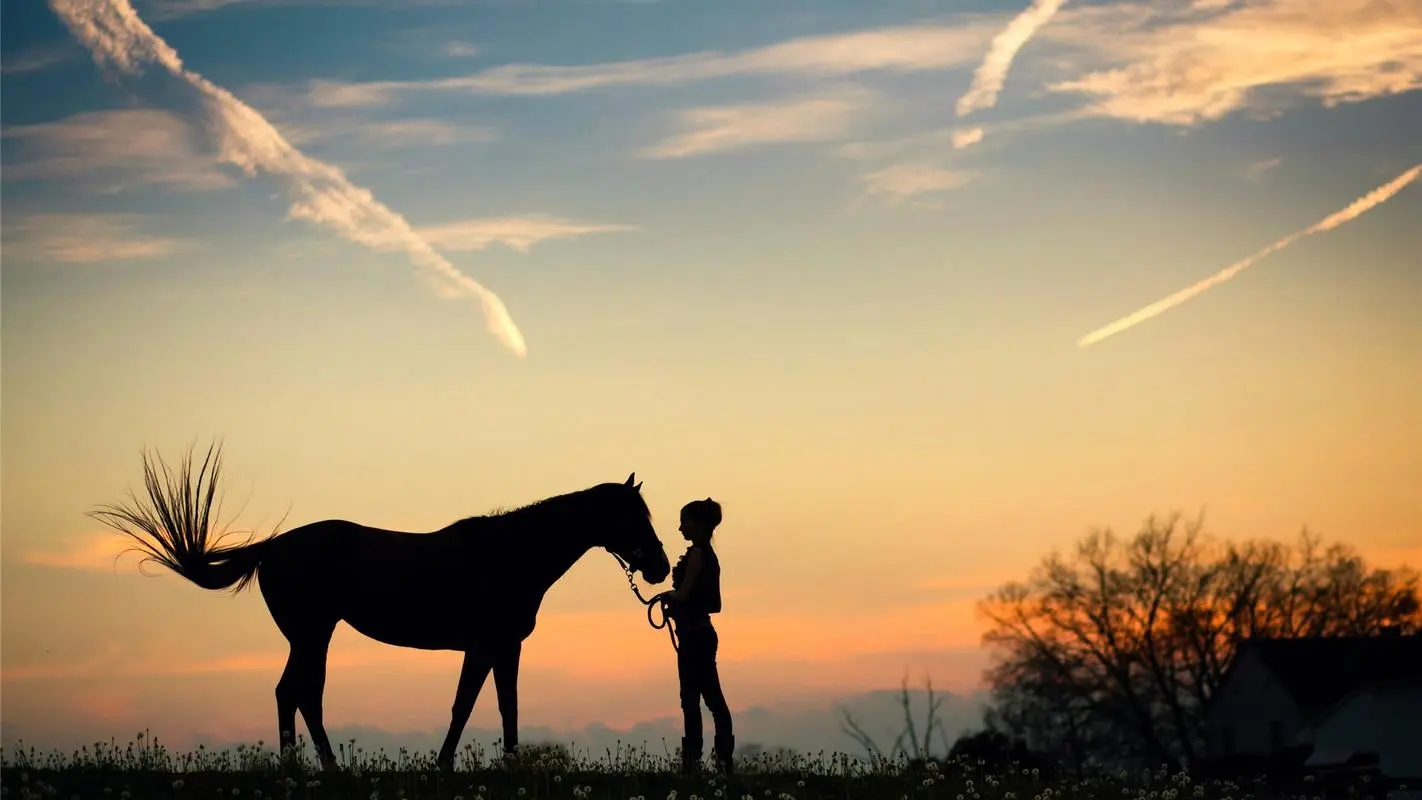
[89,440,279,594]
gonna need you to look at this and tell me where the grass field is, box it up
[0,734,1396,800]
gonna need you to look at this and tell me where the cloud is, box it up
[299,20,1007,106]
[303,118,497,150]
[0,213,195,264]
[1042,0,1422,126]
[951,127,986,149]
[0,41,76,74]
[441,41,480,59]
[14,531,148,572]
[638,94,868,159]
[1078,163,1422,347]
[357,119,495,148]
[50,0,528,357]
[835,109,1083,162]
[1,109,237,193]
[860,164,975,207]
[1243,157,1283,183]
[143,0,466,20]
[956,0,1072,118]
[418,215,639,253]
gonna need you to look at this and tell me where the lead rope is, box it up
[613,554,680,652]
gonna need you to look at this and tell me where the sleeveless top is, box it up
[671,544,721,628]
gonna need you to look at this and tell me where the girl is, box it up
[664,497,734,775]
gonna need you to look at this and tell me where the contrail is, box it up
[1078,164,1422,348]
[955,0,1070,119]
[49,0,527,357]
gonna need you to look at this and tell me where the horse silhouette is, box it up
[89,442,672,771]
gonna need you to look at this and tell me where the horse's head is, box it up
[595,473,670,585]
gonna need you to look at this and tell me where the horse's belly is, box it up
[339,583,473,650]
[344,613,466,651]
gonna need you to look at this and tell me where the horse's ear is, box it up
[634,481,643,492]
[625,472,636,487]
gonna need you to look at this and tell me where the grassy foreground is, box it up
[0,734,1395,800]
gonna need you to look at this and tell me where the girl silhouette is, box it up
[664,497,734,775]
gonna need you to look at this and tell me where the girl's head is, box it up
[678,497,722,544]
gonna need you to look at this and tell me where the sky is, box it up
[2,0,1420,761]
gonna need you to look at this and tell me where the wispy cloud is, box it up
[15,531,147,572]
[956,0,1072,118]
[144,0,466,20]
[1079,163,1422,347]
[951,127,985,149]
[441,41,480,59]
[638,93,869,159]
[1042,0,1422,126]
[351,119,495,149]
[50,0,528,357]
[1,109,237,193]
[0,41,76,74]
[835,109,1081,162]
[300,21,1006,106]
[418,215,639,253]
[286,118,498,150]
[1,213,195,264]
[0,646,420,681]
[1242,157,1283,183]
[860,164,975,208]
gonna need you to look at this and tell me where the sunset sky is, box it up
[2,0,1419,760]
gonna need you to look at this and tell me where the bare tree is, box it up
[838,675,953,764]
[977,513,1420,769]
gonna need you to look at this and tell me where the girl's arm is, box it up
[667,548,703,603]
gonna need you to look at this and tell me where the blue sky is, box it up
[2,0,1419,758]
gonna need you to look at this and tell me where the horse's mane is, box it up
[448,482,651,533]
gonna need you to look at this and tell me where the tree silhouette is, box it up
[838,675,951,766]
[976,512,1420,770]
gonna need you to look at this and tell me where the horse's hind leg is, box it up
[275,621,340,770]
[275,656,301,758]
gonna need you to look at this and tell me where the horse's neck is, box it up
[478,502,603,594]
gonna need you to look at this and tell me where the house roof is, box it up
[1241,634,1422,713]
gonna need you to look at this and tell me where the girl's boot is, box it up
[681,736,703,776]
[714,734,735,776]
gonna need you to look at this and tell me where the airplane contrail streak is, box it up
[955,0,1070,119]
[49,0,528,357]
[1078,164,1422,348]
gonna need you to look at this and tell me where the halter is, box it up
[612,553,680,652]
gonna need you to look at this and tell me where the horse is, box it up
[88,442,672,771]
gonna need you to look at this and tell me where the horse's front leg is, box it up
[437,648,493,771]
[493,640,523,759]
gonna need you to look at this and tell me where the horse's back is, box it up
[258,519,514,649]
